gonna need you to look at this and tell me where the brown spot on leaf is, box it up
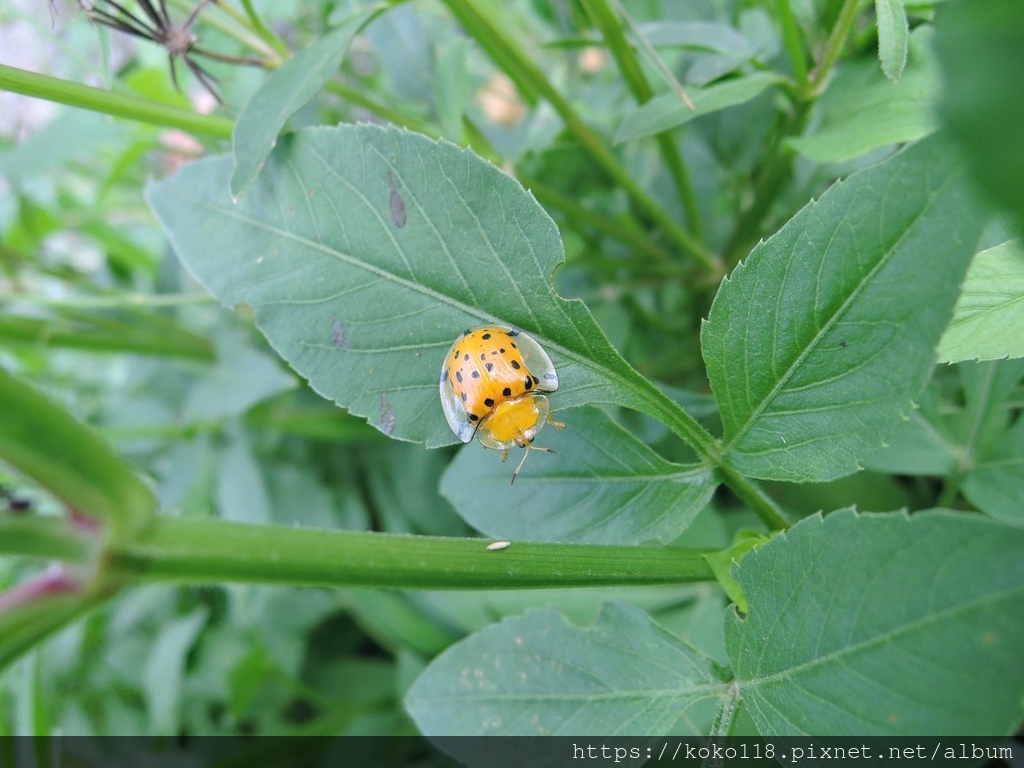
[387,171,407,228]
[378,393,395,436]
[329,317,348,349]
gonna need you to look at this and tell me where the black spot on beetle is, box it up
[524,376,532,390]
[510,342,517,349]
[503,387,512,397]
[508,329,521,337]
[485,362,494,372]
[531,376,539,385]
[441,369,448,383]
[471,371,480,378]
[386,171,407,228]
[499,347,505,353]
[482,333,491,340]
[510,359,521,370]
[480,353,487,361]
[463,329,471,336]
[456,371,463,383]
[468,413,480,422]
[464,354,470,361]
[484,398,494,407]
[461,391,467,402]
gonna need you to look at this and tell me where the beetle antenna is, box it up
[509,445,555,485]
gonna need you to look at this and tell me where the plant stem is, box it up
[2,516,715,590]
[810,0,863,92]
[776,0,810,92]
[0,315,214,361]
[520,173,674,264]
[0,518,92,564]
[440,0,718,273]
[237,0,288,57]
[581,0,703,239]
[0,371,156,545]
[633,381,790,529]
[322,81,434,135]
[0,64,233,139]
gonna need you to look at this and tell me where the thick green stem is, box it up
[0,369,156,543]
[1,516,715,590]
[0,518,93,564]
[0,64,233,139]
[581,0,703,239]
[440,0,717,273]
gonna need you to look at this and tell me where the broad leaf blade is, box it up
[614,72,783,144]
[938,240,1024,363]
[440,407,716,544]
[230,6,385,199]
[702,137,986,482]
[728,509,1024,735]
[405,603,723,736]
[876,0,909,81]
[148,125,664,448]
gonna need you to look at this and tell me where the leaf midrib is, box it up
[724,168,956,453]
[738,581,1021,690]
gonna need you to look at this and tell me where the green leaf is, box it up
[862,410,959,475]
[0,585,97,674]
[182,331,296,421]
[701,137,986,482]
[702,530,766,614]
[636,21,752,55]
[938,241,1024,363]
[434,37,470,138]
[788,27,939,163]
[728,509,1024,735]
[147,124,689,450]
[936,0,1024,236]
[215,427,271,525]
[962,415,1024,525]
[865,360,1023,476]
[143,607,209,735]
[613,72,784,144]
[229,6,386,199]
[0,367,155,542]
[440,407,716,544]
[405,603,723,736]
[875,0,909,81]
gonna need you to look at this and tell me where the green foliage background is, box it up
[0,0,1023,744]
